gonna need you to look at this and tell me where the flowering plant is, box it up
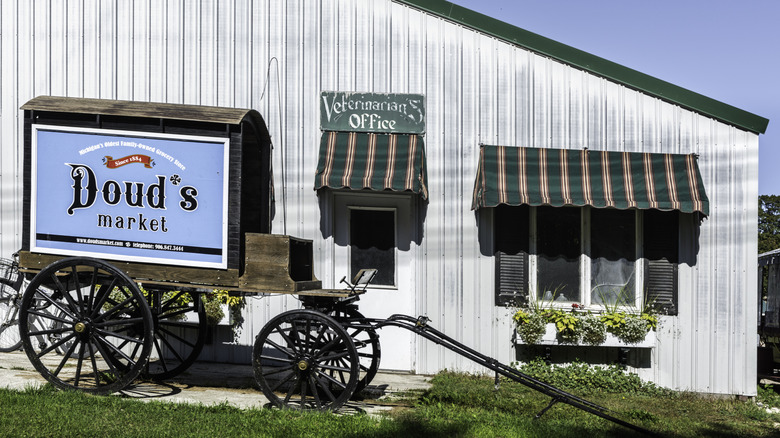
[514,310,548,344]
[512,289,657,346]
[204,290,246,340]
[579,314,607,345]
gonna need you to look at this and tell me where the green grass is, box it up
[1,374,779,437]
[412,371,780,437]
[0,385,390,438]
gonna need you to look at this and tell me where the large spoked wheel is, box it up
[328,306,381,394]
[253,309,359,411]
[19,257,154,394]
[144,289,206,381]
[0,276,23,352]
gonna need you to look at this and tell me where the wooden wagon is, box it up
[15,96,379,410]
[10,97,651,432]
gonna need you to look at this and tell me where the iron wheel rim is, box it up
[19,257,153,394]
[144,290,206,381]
[253,309,359,411]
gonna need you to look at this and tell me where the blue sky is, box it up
[450,0,778,195]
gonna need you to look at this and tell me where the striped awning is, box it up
[472,145,709,216]
[315,131,428,199]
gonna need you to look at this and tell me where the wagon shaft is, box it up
[371,314,655,436]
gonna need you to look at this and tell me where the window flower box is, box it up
[516,323,656,348]
[513,304,658,348]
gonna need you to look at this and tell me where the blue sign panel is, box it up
[31,125,229,268]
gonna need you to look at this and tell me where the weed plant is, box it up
[757,383,780,408]
[515,358,674,396]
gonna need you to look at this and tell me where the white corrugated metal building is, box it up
[0,0,769,396]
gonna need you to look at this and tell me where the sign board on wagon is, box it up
[31,125,230,269]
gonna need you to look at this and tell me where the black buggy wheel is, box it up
[253,309,359,411]
[144,289,207,381]
[0,276,23,352]
[328,307,381,394]
[19,257,154,394]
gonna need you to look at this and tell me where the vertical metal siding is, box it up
[1,0,21,257]
[0,0,759,396]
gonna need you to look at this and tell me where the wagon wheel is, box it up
[328,307,381,394]
[0,276,23,352]
[144,289,206,381]
[19,257,154,394]
[253,309,359,411]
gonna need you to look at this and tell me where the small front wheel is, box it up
[328,306,381,393]
[253,309,359,411]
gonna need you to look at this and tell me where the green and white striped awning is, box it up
[472,145,709,216]
[315,131,428,199]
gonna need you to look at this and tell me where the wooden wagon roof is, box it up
[21,95,262,126]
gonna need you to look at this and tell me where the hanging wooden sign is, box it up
[320,92,425,134]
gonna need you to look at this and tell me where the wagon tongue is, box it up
[373,314,656,436]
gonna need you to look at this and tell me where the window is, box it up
[536,206,581,302]
[495,206,679,314]
[590,208,637,306]
[350,208,396,286]
[643,210,679,315]
[495,205,529,306]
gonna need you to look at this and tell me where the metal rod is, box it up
[535,397,561,419]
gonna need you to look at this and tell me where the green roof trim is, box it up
[395,0,769,135]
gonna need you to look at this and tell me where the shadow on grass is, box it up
[349,415,636,438]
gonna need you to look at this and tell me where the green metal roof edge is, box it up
[394,0,769,135]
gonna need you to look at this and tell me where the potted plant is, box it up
[606,314,647,344]
[513,308,548,344]
[545,308,581,344]
[598,292,658,345]
[513,285,658,347]
[204,290,246,340]
[579,313,607,345]
[203,294,226,326]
